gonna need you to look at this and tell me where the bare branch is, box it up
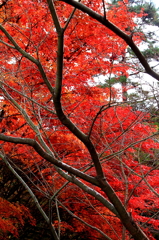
[1,153,59,240]
[47,0,62,33]
[0,24,54,94]
[0,134,99,186]
[58,200,113,240]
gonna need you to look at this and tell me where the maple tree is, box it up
[1,0,159,239]
[0,197,35,239]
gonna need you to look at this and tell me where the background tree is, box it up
[101,0,159,108]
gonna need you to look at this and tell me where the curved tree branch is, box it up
[60,0,159,81]
[0,24,54,95]
[0,153,59,240]
[0,133,99,186]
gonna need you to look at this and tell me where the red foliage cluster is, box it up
[0,0,158,239]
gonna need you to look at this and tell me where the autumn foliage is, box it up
[0,197,35,239]
[0,0,159,239]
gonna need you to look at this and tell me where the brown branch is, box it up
[61,0,159,81]
[53,28,105,179]
[0,134,98,186]
[0,0,8,8]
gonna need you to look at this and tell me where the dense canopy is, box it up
[1,0,159,239]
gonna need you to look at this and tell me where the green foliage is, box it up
[99,76,127,88]
[142,46,159,60]
[128,1,159,26]
[135,150,158,166]
[141,2,159,26]
[111,0,159,26]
